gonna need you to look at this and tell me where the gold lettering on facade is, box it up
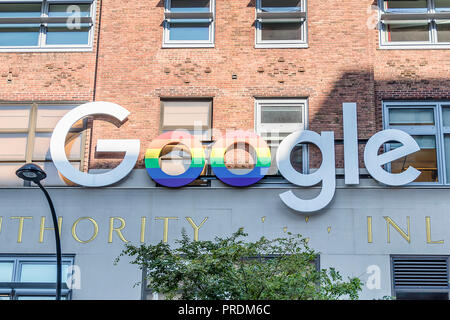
[426,217,444,244]
[155,217,179,243]
[384,216,410,243]
[39,216,62,243]
[108,217,129,243]
[186,217,208,241]
[140,217,146,243]
[11,217,32,243]
[72,217,99,243]
[367,216,373,243]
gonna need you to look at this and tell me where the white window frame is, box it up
[162,0,215,48]
[255,0,308,49]
[0,102,87,187]
[0,0,96,52]
[255,98,308,175]
[160,98,213,142]
[0,255,75,300]
[378,0,450,49]
[382,100,450,186]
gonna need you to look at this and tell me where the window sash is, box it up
[0,104,86,167]
[160,100,212,141]
[0,0,94,49]
[379,0,450,46]
[383,101,450,185]
[0,255,74,300]
[163,0,214,46]
[256,99,308,175]
[255,0,307,46]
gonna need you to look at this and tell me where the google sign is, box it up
[50,102,421,214]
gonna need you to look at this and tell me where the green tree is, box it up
[116,228,362,300]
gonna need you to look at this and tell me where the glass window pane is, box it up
[36,106,79,129]
[389,108,435,125]
[20,263,70,283]
[48,4,91,17]
[435,0,450,11]
[0,295,10,300]
[261,106,302,124]
[437,23,450,42]
[0,4,42,18]
[169,23,210,41]
[387,23,430,42]
[162,101,211,129]
[384,0,428,11]
[443,106,450,126]
[0,134,27,160]
[0,27,40,46]
[391,136,438,183]
[170,0,210,12]
[0,262,14,282]
[444,135,450,182]
[0,106,30,129]
[261,22,302,41]
[46,27,90,45]
[33,132,82,161]
[261,0,302,12]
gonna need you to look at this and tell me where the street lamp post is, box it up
[16,163,62,301]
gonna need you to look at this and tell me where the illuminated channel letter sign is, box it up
[144,131,206,188]
[49,102,421,214]
[50,102,140,187]
[210,131,271,187]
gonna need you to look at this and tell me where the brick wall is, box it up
[3,0,450,171]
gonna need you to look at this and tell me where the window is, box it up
[379,0,450,48]
[382,101,450,184]
[159,99,212,182]
[0,0,95,51]
[163,0,215,48]
[255,0,307,48]
[256,99,307,175]
[0,255,74,300]
[0,103,86,187]
[391,256,450,300]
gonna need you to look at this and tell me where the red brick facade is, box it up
[2,0,450,171]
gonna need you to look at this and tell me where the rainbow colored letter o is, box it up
[210,131,271,187]
[145,131,205,188]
